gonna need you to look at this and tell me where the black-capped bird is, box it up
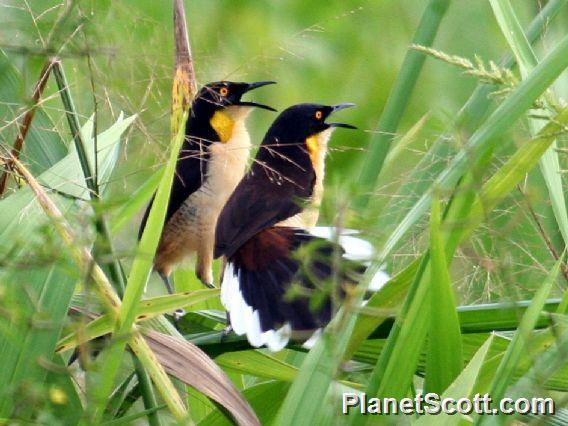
[140,80,276,293]
[214,103,373,351]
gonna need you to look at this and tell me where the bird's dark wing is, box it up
[221,227,366,350]
[138,135,210,239]
[214,172,314,259]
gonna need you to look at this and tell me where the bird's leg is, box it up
[158,271,185,328]
[158,271,175,294]
[221,310,233,340]
[196,237,216,289]
[218,257,232,340]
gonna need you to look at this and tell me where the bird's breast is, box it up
[205,120,251,204]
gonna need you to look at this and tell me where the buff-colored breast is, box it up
[155,108,252,275]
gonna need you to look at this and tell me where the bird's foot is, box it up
[221,324,233,341]
[172,309,186,331]
[203,281,216,289]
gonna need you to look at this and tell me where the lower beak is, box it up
[238,81,277,111]
[327,103,357,129]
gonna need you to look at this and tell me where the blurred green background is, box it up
[1,0,567,304]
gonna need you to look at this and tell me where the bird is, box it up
[139,80,276,294]
[214,102,374,351]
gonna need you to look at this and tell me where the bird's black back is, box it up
[138,109,220,239]
[214,109,317,258]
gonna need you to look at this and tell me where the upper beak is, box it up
[327,103,357,129]
[237,81,277,111]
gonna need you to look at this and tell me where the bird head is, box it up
[193,80,277,115]
[261,103,356,166]
[267,103,356,138]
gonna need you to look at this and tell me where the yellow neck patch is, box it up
[210,110,235,143]
[305,135,321,165]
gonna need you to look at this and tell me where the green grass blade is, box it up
[346,257,422,357]
[377,32,568,263]
[272,333,342,425]
[111,170,161,234]
[377,0,567,236]
[92,112,190,423]
[480,255,564,424]
[52,61,98,196]
[274,293,368,425]
[346,108,567,406]
[57,289,219,353]
[465,108,568,238]
[425,195,463,393]
[490,0,537,73]
[417,335,495,426]
[348,107,568,359]
[350,257,431,426]
[490,0,568,250]
[507,328,568,403]
[354,0,451,209]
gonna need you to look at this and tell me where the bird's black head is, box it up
[265,103,357,142]
[256,102,356,174]
[192,81,277,116]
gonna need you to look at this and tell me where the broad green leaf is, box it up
[0,114,135,257]
[425,195,462,393]
[0,114,134,417]
[216,350,298,383]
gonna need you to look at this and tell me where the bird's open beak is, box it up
[237,81,277,111]
[327,103,357,129]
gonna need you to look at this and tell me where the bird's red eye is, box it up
[220,87,229,96]
[315,111,323,120]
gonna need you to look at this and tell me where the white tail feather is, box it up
[302,328,322,350]
[221,261,291,351]
[368,268,390,292]
[306,226,374,261]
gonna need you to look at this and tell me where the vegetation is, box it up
[1,0,568,424]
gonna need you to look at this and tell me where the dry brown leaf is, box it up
[143,329,260,426]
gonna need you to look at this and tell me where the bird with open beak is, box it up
[214,102,373,351]
[140,80,276,294]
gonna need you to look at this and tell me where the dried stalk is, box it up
[0,58,58,195]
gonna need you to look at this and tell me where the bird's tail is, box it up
[220,226,380,351]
